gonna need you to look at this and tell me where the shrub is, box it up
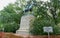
[53,23,60,35]
[30,17,57,35]
[4,22,19,33]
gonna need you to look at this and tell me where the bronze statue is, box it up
[23,1,34,12]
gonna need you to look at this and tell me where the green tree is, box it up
[0,2,23,33]
[29,0,60,35]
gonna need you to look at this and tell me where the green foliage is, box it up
[30,0,60,35]
[4,22,19,33]
[0,3,23,33]
[30,16,55,35]
[30,19,60,35]
[0,24,4,31]
[3,4,15,13]
[53,23,60,35]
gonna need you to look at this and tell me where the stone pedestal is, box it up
[16,15,35,35]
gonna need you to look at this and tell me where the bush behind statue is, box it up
[30,17,60,35]
[4,22,19,33]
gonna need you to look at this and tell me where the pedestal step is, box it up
[16,29,30,35]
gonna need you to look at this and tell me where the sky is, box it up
[0,0,16,10]
[0,0,48,10]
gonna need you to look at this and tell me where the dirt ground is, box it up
[0,32,60,38]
